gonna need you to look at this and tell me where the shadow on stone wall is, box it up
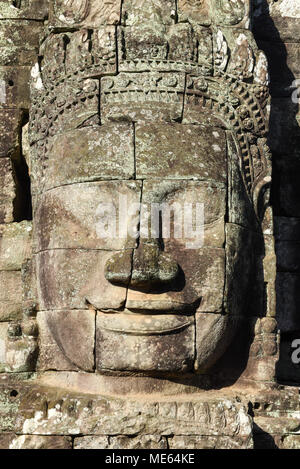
[253,0,300,384]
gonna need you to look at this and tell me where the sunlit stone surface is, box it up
[0,0,299,450]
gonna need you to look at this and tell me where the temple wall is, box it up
[253,0,300,383]
[0,0,48,374]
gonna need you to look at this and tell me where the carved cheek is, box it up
[35,249,132,311]
[34,181,143,311]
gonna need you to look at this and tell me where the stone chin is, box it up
[48,309,236,376]
[96,311,236,375]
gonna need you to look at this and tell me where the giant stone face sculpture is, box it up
[26,0,272,384]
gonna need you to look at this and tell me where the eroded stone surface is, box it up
[36,249,130,311]
[126,247,225,313]
[2,382,252,438]
[178,0,251,29]
[8,434,72,450]
[34,182,141,252]
[118,22,212,74]
[122,0,176,26]
[169,435,253,449]
[0,222,32,271]
[49,0,122,28]
[0,20,41,66]
[0,323,8,372]
[195,313,237,372]
[0,110,21,158]
[253,0,300,42]
[0,0,292,451]
[140,180,226,248]
[37,310,95,372]
[177,0,210,25]
[101,72,186,123]
[135,124,227,182]
[0,1,49,21]
[0,271,22,321]
[0,66,31,109]
[43,125,135,191]
[75,434,168,449]
[96,312,195,372]
[0,158,17,224]
[225,223,265,317]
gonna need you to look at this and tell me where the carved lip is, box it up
[97,312,194,335]
[124,299,201,312]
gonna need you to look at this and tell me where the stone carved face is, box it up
[30,0,270,378]
[33,119,264,375]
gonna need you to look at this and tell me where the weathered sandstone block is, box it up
[34,181,141,252]
[0,20,41,66]
[37,310,95,372]
[126,247,225,313]
[96,312,195,372]
[122,0,176,25]
[49,0,122,28]
[43,125,135,191]
[0,109,21,158]
[169,435,252,449]
[0,271,22,321]
[0,1,49,20]
[74,434,168,449]
[195,313,237,372]
[36,249,131,311]
[0,322,8,371]
[0,222,32,271]
[0,158,17,224]
[1,434,72,450]
[101,72,185,123]
[0,67,31,109]
[135,124,227,182]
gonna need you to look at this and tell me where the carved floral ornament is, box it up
[53,0,122,25]
[212,0,250,26]
[52,0,250,26]
[29,0,271,218]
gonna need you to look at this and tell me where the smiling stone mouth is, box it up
[86,297,202,315]
[97,311,195,335]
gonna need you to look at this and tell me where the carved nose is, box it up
[105,244,179,291]
[130,244,179,290]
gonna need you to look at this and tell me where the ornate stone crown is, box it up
[29,0,271,213]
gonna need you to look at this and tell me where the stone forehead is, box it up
[41,123,227,191]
